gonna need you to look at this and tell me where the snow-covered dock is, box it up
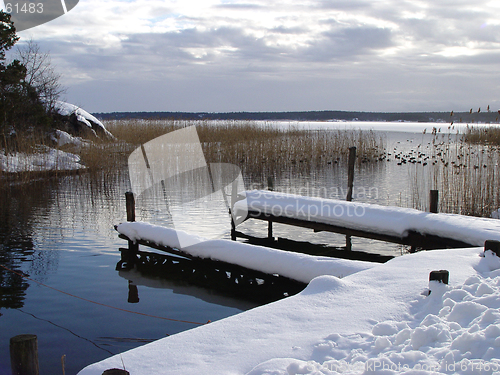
[78,246,500,375]
[233,190,500,249]
[116,222,376,284]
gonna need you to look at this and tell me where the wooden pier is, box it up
[234,207,473,252]
[116,233,306,304]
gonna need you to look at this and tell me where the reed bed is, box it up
[409,129,500,217]
[463,125,500,146]
[105,119,386,177]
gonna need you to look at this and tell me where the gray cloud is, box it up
[25,0,500,113]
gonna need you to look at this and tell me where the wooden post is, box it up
[346,147,356,202]
[484,240,500,257]
[102,370,130,375]
[345,236,352,251]
[429,270,449,284]
[124,192,138,266]
[267,176,274,191]
[10,334,39,375]
[125,192,135,222]
[429,190,439,213]
[231,218,236,241]
[345,147,356,249]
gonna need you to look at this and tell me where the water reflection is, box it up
[119,269,258,311]
[0,179,56,310]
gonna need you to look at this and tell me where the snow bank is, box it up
[0,146,84,172]
[235,190,500,246]
[116,221,376,283]
[78,247,497,375]
[248,251,500,375]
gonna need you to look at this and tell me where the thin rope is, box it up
[0,264,209,325]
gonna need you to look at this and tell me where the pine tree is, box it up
[0,11,56,150]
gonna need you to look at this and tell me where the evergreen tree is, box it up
[0,11,55,149]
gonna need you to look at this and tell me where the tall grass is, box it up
[104,119,386,177]
[410,128,500,217]
[463,124,500,146]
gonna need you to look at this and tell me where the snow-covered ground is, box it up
[78,245,500,375]
[0,145,84,173]
[0,102,111,173]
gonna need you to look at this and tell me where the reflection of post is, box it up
[128,281,139,303]
[102,369,130,375]
[10,334,39,375]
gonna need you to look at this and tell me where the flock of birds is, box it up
[385,139,491,170]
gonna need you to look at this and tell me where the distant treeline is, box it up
[94,110,500,124]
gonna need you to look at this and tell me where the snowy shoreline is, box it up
[77,245,500,375]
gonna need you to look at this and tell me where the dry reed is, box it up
[104,119,386,177]
[410,128,500,217]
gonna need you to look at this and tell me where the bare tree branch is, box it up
[16,38,66,113]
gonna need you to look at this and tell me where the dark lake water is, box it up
[0,128,441,375]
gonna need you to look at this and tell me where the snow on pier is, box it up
[116,222,376,284]
[235,190,500,247]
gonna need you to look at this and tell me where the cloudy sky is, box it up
[12,0,500,113]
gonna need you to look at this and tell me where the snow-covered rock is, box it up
[55,101,114,141]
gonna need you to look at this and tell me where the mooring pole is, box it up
[10,334,39,375]
[268,221,273,241]
[429,190,439,213]
[345,147,356,250]
[125,192,135,222]
[230,180,238,241]
[485,240,500,257]
[124,192,138,268]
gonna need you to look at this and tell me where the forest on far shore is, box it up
[95,109,500,124]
